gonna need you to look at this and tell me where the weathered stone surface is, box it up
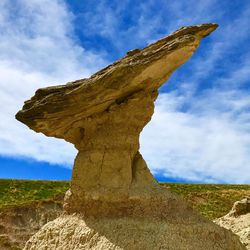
[24,214,245,250]
[229,197,250,217]
[16,23,218,143]
[16,23,246,249]
[0,200,63,250]
[16,24,219,212]
[215,197,250,249]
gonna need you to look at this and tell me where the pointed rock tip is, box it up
[175,23,218,38]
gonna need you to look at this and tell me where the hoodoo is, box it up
[16,24,246,250]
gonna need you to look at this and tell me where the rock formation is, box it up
[16,24,246,249]
[215,197,250,249]
[0,199,63,250]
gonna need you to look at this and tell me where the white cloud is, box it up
[0,0,107,166]
[138,1,250,184]
[140,91,250,184]
[1,0,250,184]
[75,0,222,53]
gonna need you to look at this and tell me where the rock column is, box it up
[64,90,158,213]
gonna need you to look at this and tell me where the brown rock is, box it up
[16,23,246,249]
[0,200,63,249]
[16,24,217,211]
[215,197,250,249]
[229,197,250,217]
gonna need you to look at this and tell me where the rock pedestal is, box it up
[64,90,157,214]
[16,24,246,249]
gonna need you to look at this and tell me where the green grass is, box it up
[0,179,249,219]
[0,179,69,209]
[161,183,250,219]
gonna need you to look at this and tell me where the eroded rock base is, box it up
[24,187,245,250]
[24,213,245,250]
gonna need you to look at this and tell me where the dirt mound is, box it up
[25,213,244,250]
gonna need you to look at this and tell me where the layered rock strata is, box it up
[16,23,246,249]
[0,200,63,249]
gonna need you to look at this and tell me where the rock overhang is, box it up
[16,23,218,144]
[15,22,247,250]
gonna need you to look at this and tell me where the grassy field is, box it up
[0,179,249,219]
[0,179,68,208]
[162,182,250,219]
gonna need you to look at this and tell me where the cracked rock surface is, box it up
[16,23,246,249]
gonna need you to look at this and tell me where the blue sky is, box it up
[0,0,250,183]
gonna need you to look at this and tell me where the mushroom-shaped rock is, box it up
[16,24,218,210]
[16,24,217,142]
[17,24,246,249]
